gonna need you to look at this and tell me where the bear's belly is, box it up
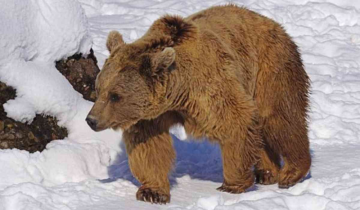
[182,118,220,142]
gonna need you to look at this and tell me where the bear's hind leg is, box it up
[263,115,311,189]
[278,153,310,189]
[123,120,176,204]
[254,143,280,185]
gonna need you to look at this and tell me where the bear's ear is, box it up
[106,31,125,53]
[151,47,176,75]
[161,15,197,44]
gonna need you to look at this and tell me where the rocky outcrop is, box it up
[0,50,99,152]
[56,49,99,102]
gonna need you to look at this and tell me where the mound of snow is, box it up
[1,0,360,210]
[0,0,91,124]
[0,0,122,195]
[0,0,91,64]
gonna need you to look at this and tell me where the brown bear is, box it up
[86,5,311,204]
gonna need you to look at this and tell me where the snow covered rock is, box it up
[0,0,122,192]
[0,81,68,152]
[0,0,101,152]
[55,49,100,102]
[0,0,92,124]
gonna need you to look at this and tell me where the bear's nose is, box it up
[86,116,98,131]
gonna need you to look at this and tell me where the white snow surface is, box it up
[1,0,360,209]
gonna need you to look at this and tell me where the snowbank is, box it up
[0,0,91,64]
[0,0,91,123]
[1,0,360,209]
[0,0,122,196]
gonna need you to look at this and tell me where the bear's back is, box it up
[186,5,283,52]
[185,5,303,98]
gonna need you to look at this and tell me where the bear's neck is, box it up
[164,45,203,113]
[164,62,191,111]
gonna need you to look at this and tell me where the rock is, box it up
[28,132,35,140]
[0,82,68,152]
[15,132,23,139]
[0,49,100,152]
[56,49,100,102]
[0,142,8,148]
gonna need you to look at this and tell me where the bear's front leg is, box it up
[217,122,262,193]
[123,121,175,204]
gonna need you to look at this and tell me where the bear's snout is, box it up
[86,115,98,131]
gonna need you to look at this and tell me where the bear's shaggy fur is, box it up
[87,5,311,204]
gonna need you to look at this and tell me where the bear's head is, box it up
[86,16,197,132]
[86,31,177,131]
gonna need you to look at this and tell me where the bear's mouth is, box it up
[91,124,108,132]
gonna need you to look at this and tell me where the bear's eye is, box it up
[110,93,121,102]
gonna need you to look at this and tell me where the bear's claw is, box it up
[255,169,278,185]
[278,167,306,189]
[216,183,252,194]
[136,187,170,204]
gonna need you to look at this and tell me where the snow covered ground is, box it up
[1,0,360,209]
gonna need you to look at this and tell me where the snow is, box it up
[0,0,122,207]
[0,0,360,210]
